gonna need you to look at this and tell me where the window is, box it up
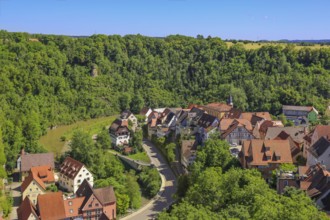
[78,179,81,183]
[284,180,288,187]
[30,188,32,192]
[86,173,89,176]
[95,203,99,207]
[69,209,73,213]
[83,169,86,172]
[87,211,92,216]
[32,182,35,185]
[87,177,90,181]
[68,201,72,206]
[79,174,82,177]
[89,203,92,208]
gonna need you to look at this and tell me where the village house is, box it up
[240,139,293,181]
[303,125,330,158]
[196,113,219,143]
[265,127,306,150]
[253,119,284,139]
[30,165,56,186]
[299,164,330,212]
[276,170,299,194]
[181,140,198,173]
[220,119,254,145]
[17,197,38,220]
[139,107,152,122]
[307,136,330,170]
[21,172,46,205]
[109,118,130,148]
[17,150,54,181]
[58,157,94,193]
[76,179,116,220]
[282,105,318,125]
[198,102,233,119]
[33,179,116,220]
[175,109,192,137]
[120,109,138,130]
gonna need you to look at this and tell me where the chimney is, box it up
[228,95,233,108]
[20,148,25,155]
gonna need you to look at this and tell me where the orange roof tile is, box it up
[31,165,55,183]
[38,192,66,220]
[64,196,85,218]
[244,139,293,166]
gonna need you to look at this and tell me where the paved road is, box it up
[121,139,177,220]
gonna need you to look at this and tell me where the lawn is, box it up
[39,116,117,156]
[127,152,151,163]
[225,42,330,50]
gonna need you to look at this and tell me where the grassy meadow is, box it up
[39,115,117,156]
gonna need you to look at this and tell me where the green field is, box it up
[225,42,330,50]
[127,151,151,163]
[39,116,117,156]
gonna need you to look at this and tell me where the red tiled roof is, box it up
[31,165,55,184]
[17,197,38,220]
[314,125,330,139]
[21,172,46,193]
[63,196,85,218]
[60,157,85,180]
[243,139,293,166]
[21,153,54,172]
[38,192,66,220]
[204,102,232,112]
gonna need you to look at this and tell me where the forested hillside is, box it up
[0,30,329,170]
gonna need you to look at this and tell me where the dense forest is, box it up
[0,30,329,172]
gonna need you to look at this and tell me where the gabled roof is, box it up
[120,110,133,119]
[109,119,129,133]
[198,113,218,130]
[181,140,197,163]
[63,196,85,218]
[243,139,293,166]
[31,165,55,183]
[20,153,54,172]
[220,119,252,132]
[225,108,242,119]
[94,186,116,205]
[240,112,272,123]
[17,197,38,220]
[282,105,316,113]
[21,171,46,193]
[140,107,151,116]
[38,192,66,220]
[314,125,330,139]
[221,120,253,138]
[300,164,330,198]
[274,131,301,158]
[308,136,330,158]
[265,127,306,144]
[60,157,85,180]
[203,102,232,112]
[76,179,116,208]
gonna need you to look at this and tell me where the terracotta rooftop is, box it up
[31,165,55,184]
[109,119,129,134]
[240,112,272,123]
[60,157,85,180]
[203,102,232,112]
[243,139,293,166]
[20,152,54,172]
[314,125,330,139]
[38,192,66,220]
[220,119,252,131]
[140,107,151,115]
[17,197,38,220]
[63,196,85,218]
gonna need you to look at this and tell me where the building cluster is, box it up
[141,100,330,213]
[16,151,116,220]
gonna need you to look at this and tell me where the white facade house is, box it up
[307,136,330,170]
[109,119,130,147]
[59,157,94,193]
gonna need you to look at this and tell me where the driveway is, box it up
[121,139,177,220]
[7,181,21,220]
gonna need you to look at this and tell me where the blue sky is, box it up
[0,0,329,40]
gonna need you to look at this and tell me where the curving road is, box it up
[121,139,177,220]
